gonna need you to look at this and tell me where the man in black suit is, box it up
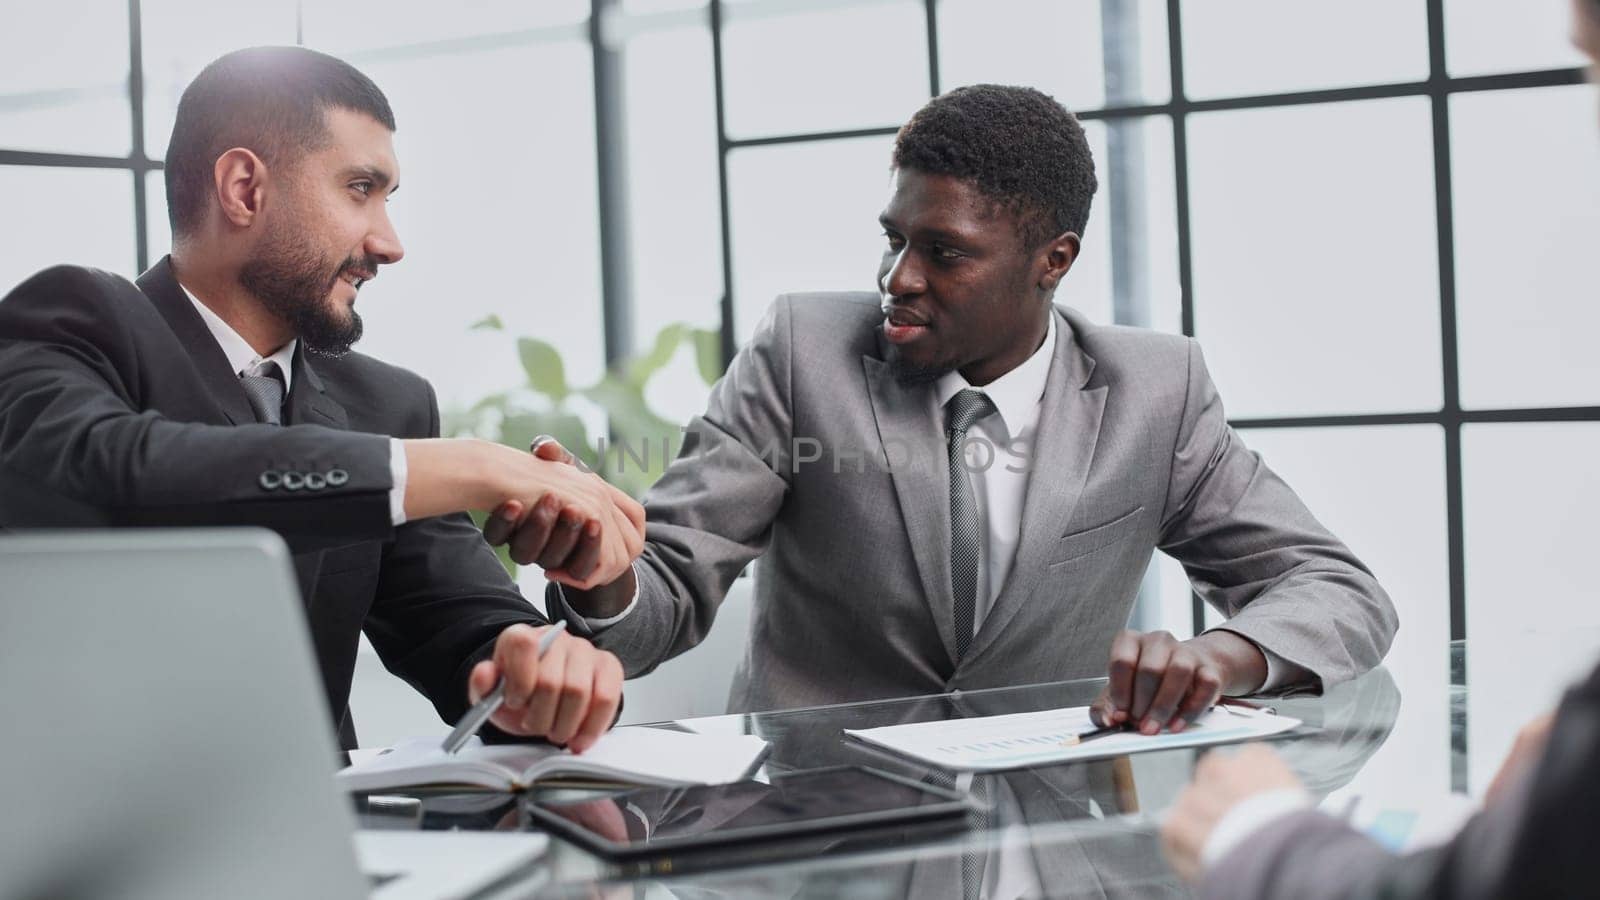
[1160,1,1600,895]
[0,46,643,752]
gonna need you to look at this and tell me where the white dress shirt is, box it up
[180,285,409,526]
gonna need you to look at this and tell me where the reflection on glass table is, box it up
[353,663,1415,898]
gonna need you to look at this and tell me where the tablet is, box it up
[525,765,971,858]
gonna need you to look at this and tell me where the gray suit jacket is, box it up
[556,292,1396,713]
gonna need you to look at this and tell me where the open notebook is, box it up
[845,703,1301,772]
[339,726,770,793]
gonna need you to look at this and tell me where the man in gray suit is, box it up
[511,84,1396,729]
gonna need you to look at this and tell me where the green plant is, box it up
[445,316,723,575]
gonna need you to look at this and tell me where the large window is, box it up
[3,0,1594,791]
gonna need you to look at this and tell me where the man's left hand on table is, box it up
[1090,629,1270,734]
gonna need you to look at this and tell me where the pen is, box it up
[1061,721,1134,747]
[441,620,568,754]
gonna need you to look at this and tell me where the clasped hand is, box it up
[480,437,644,590]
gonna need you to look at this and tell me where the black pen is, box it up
[1061,720,1134,747]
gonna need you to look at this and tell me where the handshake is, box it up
[401,434,645,590]
[400,434,642,751]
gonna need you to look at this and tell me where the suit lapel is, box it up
[968,308,1107,661]
[285,345,349,428]
[862,353,960,670]
[136,257,256,426]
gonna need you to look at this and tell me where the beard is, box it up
[238,219,369,356]
[884,338,959,386]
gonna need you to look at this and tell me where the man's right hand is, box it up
[485,437,641,618]
[483,438,643,580]
[400,438,645,589]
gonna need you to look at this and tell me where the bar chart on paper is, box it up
[844,705,1302,771]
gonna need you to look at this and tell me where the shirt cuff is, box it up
[1200,787,1313,870]
[387,437,408,526]
[1206,627,1312,692]
[1257,643,1312,691]
[552,563,640,633]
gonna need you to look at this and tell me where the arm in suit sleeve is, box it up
[0,266,392,551]
[365,378,549,730]
[1203,663,1600,900]
[1199,809,1427,900]
[1157,338,1397,688]
[546,296,795,678]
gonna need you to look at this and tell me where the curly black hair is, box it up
[892,84,1098,249]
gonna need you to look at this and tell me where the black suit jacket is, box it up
[0,258,546,748]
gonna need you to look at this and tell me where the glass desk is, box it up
[356,663,1425,898]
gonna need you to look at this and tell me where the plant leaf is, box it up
[470,314,504,331]
[517,337,568,401]
[623,323,687,389]
[691,327,724,385]
[498,412,589,459]
[467,390,511,415]
[581,374,680,497]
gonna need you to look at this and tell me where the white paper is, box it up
[845,704,1302,771]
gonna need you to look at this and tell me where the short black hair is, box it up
[165,46,395,237]
[892,84,1097,248]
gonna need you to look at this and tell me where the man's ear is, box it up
[1037,230,1081,294]
[212,147,269,229]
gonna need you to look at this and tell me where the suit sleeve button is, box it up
[281,471,305,491]
[326,468,349,487]
[304,472,327,491]
[259,471,282,491]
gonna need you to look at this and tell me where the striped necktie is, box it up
[946,389,995,661]
[239,359,285,425]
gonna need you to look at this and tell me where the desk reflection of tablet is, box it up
[526,765,971,861]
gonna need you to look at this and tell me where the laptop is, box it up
[0,529,544,900]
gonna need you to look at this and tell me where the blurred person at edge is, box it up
[1161,2,1600,897]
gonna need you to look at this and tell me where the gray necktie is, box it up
[239,359,285,425]
[924,768,991,900]
[961,775,992,900]
[947,389,995,661]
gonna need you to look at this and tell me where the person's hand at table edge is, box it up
[1485,710,1557,806]
[1160,744,1306,883]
